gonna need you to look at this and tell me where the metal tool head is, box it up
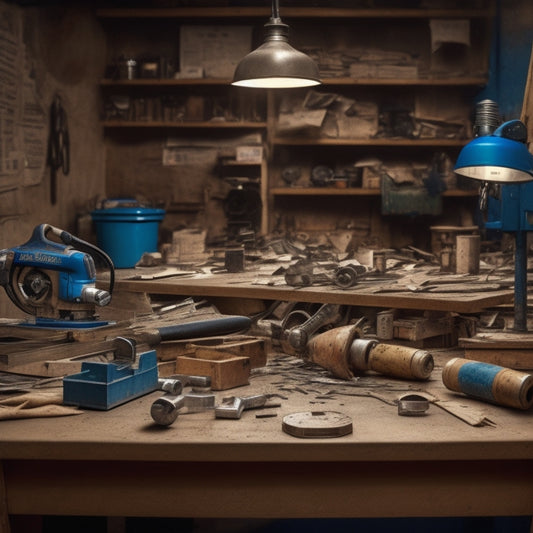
[215,396,245,419]
[158,378,183,396]
[215,394,267,419]
[150,395,184,426]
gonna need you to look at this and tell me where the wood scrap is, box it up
[175,351,251,391]
[0,339,121,372]
[393,315,454,341]
[459,332,533,370]
[431,399,496,427]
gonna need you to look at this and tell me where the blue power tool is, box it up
[0,224,114,327]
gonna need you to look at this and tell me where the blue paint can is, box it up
[91,199,165,268]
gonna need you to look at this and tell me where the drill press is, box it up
[455,107,533,331]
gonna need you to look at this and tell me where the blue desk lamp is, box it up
[455,119,533,331]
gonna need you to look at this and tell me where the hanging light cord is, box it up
[271,0,280,20]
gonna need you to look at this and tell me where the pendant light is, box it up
[232,0,321,89]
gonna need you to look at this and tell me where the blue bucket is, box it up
[91,204,165,268]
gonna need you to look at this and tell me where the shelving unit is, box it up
[102,121,267,128]
[97,3,494,246]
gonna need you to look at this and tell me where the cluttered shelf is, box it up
[95,7,495,20]
[100,77,489,87]
[272,137,470,146]
[102,120,267,128]
[270,187,479,197]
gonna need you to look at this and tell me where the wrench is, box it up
[284,303,342,353]
[215,394,268,419]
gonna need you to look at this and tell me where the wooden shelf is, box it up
[320,77,489,86]
[98,2,494,240]
[271,187,479,197]
[96,7,495,20]
[272,187,381,196]
[273,137,469,147]
[100,77,488,88]
[100,78,233,86]
[103,121,267,129]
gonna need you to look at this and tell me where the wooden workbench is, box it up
[113,265,514,314]
[0,264,526,531]
[2,352,533,530]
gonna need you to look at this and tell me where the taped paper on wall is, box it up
[0,3,47,191]
[180,25,252,79]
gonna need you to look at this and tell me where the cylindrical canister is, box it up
[442,357,533,410]
[455,234,480,275]
[361,343,434,380]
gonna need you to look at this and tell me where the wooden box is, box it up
[175,350,251,390]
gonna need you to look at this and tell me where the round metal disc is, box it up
[282,411,353,439]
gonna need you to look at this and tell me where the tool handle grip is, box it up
[368,344,434,380]
[157,316,251,342]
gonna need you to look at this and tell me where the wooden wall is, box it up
[0,2,107,318]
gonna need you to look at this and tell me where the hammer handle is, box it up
[157,316,251,343]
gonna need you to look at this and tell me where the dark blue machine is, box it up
[455,120,533,331]
[0,224,114,327]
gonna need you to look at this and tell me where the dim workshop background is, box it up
[1,1,533,532]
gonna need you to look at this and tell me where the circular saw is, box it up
[0,224,114,327]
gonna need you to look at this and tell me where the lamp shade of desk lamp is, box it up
[232,0,321,89]
[454,120,533,183]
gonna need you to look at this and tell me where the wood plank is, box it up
[460,333,533,349]
[0,340,118,371]
[461,331,533,369]
[114,274,514,314]
[464,349,533,370]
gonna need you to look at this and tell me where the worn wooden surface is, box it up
[113,266,514,314]
[461,332,533,369]
[2,351,533,522]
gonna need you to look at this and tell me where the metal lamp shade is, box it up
[232,19,321,89]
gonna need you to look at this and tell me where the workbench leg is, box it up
[0,460,11,533]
